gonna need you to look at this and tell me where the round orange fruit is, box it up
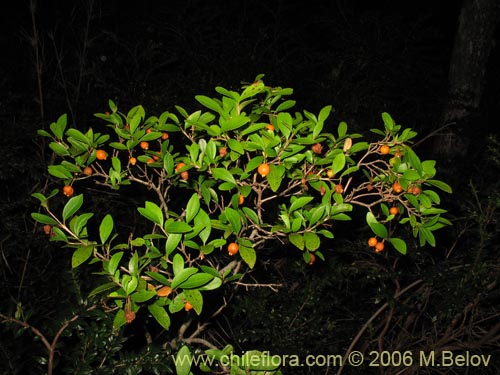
[375,242,385,253]
[228,242,239,255]
[82,166,93,176]
[95,149,107,160]
[63,185,74,197]
[257,163,270,177]
[140,141,149,150]
[379,145,390,155]
[184,301,193,311]
[368,237,378,247]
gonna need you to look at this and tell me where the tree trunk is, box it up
[433,0,499,163]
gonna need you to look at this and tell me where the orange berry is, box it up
[145,128,153,134]
[180,171,189,181]
[184,301,193,311]
[257,163,270,177]
[95,149,107,160]
[379,145,390,155]
[368,237,378,247]
[265,124,275,132]
[161,132,169,140]
[408,185,421,195]
[43,224,52,235]
[392,181,403,193]
[389,207,399,215]
[82,166,93,176]
[319,185,326,196]
[308,253,316,265]
[227,242,239,255]
[175,162,186,173]
[238,194,245,205]
[125,309,136,324]
[140,141,149,150]
[146,158,155,164]
[63,185,74,197]
[129,157,137,166]
[311,143,323,155]
[335,184,344,194]
[156,286,172,297]
[375,242,385,253]
[219,147,228,157]
[326,169,335,179]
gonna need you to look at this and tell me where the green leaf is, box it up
[332,152,346,175]
[131,290,157,303]
[212,168,237,185]
[224,207,241,234]
[195,95,223,115]
[31,213,59,226]
[289,233,304,250]
[268,164,285,192]
[171,268,198,289]
[177,273,214,289]
[113,309,126,330]
[164,220,192,233]
[175,345,192,375]
[406,148,422,175]
[108,252,124,275]
[62,194,84,222]
[88,282,117,298]
[389,237,407,254]
[99,214,114,244]
[239,245,256,268]
[227,138,245,154]
[184,289,203,314]
[366,212,389,238]
[48,165,73,179]
[138,201,164,227]
[426,179,453,193]
[49,142,70,156]
[173,253,184,275]
[148,302,171,330]
[66,128,91,145]
[50,113,67,139]
[165,233,183,255]
[381,112,395,131]
[72,245,94,268]
[337,121,348,138]
[289,197,314,212]
[185,193,200,223]
[303,232,320,251]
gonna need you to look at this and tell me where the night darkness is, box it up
[1,1,500,374]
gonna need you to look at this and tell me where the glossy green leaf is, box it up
[184,289,203,314]
[48,165,73,179]
[99,214,114,244]
[164,220,192,234]
[267,164,285,192]
[303,232,320,251]
[390,237,407,254]
[138,201,164,227]
[31,213,59,226]
[175,345,192,375]
[62,194,84,222]
[289,233,304,250]
[224,207,241,234]
[212,168,237,185]
[108,252,124,275]
[366,212,388,239]
[148,302,171,330]
[239,245,256,268]
[177,273,214,289]
[171,268,198,289]
[72,245,94,268]
[185,193,201,223]
[289,197,314,212]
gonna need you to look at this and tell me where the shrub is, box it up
[28,76,451,374]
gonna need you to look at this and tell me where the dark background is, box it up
[1,1,500,374]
